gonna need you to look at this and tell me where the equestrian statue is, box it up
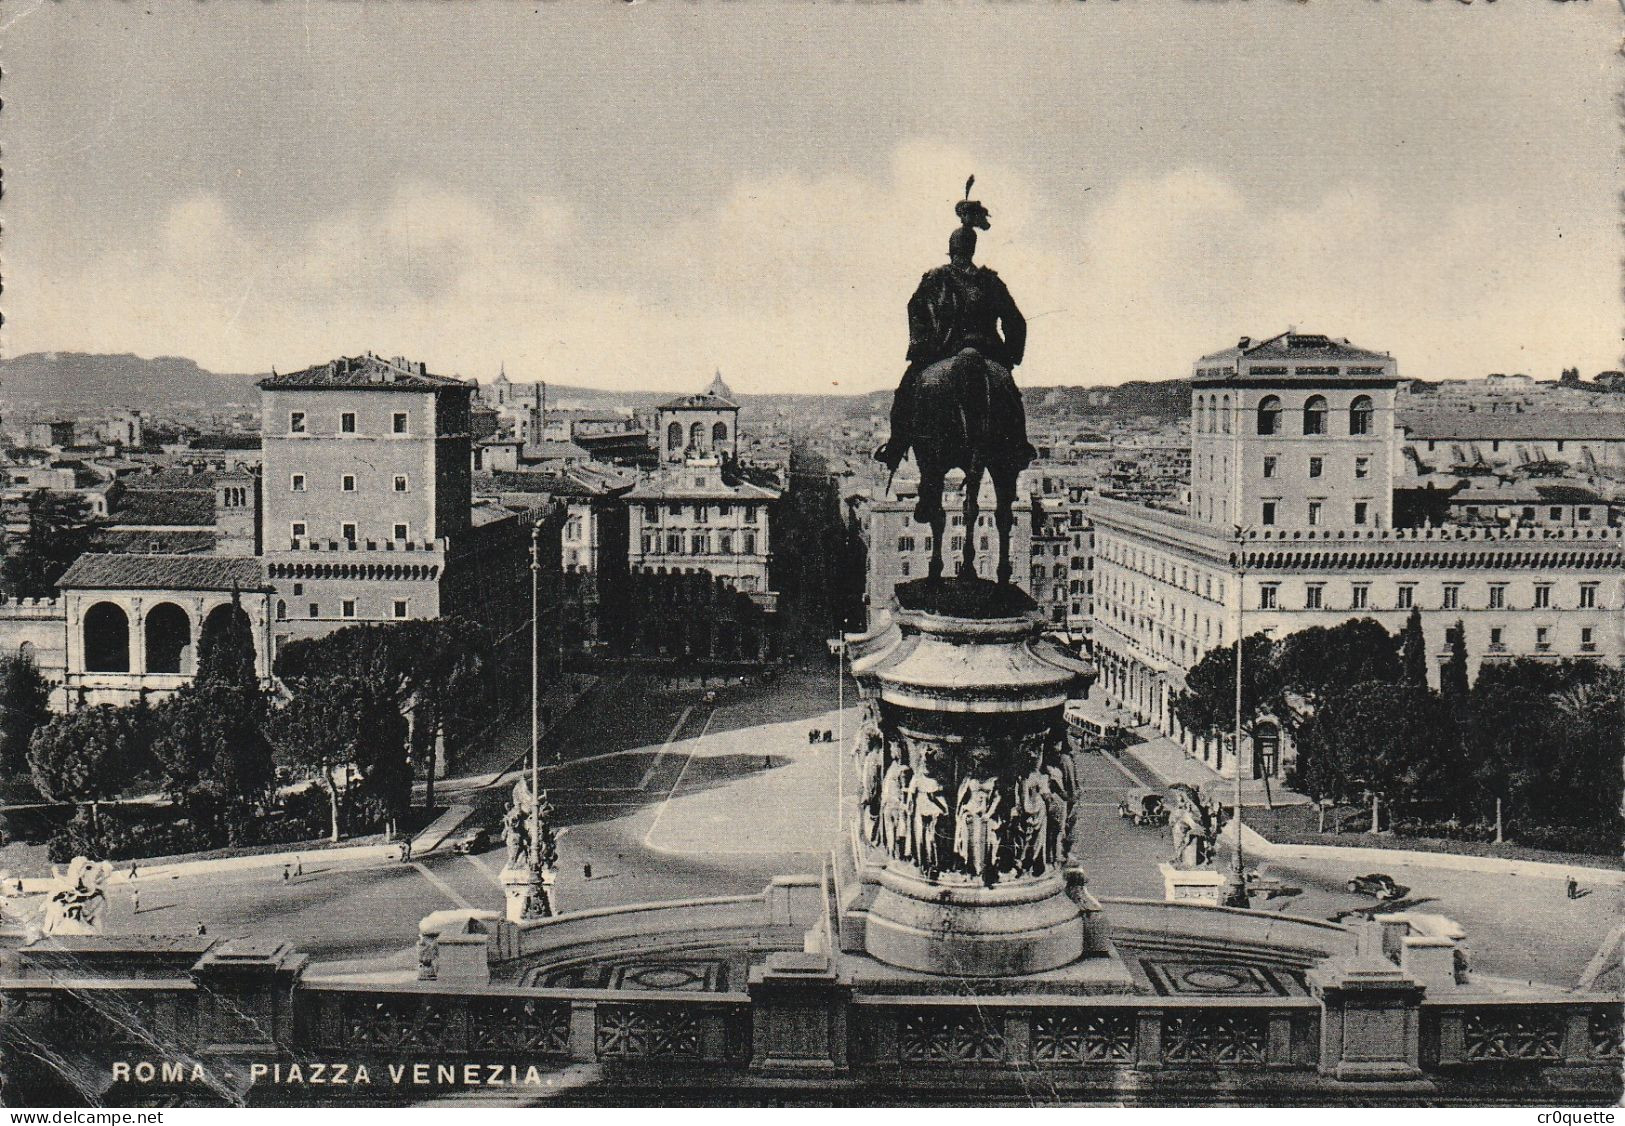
[875,176,1037,585]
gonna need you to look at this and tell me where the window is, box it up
[393,523,408,540]
[276,599,287,621]
[393,600,409,619]
[742,532,756,554]
[1349,583,1369,610]
[291,473,306,492]
[712,421,728,445]
[666,533,682,553]
[694,504,709,523]
[644,505,658,522]
[1354,456,1370,479]
[1397,584,1414,609]
[393,475,408,493]
[291,522,306,539]
[308,603,319,618]
[1581,627,1596,651]
[1305,584,1323,610]
[1535,626,1550,651]
[744,506,758,524]
[1257,396,1282,435]
[1349,395,1374,435]
[668,503,682,517]
[1522,507,1535,521]
[1261,455,1277,479]
[900,559,911,577]
[1489,627,1504,649]
[1307,500,1323,526]
[342,522,357,542]
[691,533,707,554]
[720,533,733,553]
[290,411,306,434]
[340,412,356,433]
[341,599,356,619]
[1205,398,1216,434]
[1488,584,1506,610]
[1353,501,1369,526]
[1578,507,1592,522]
[293,583,303,596]
[1549,507,1563,522]
[898,536,914,552]
[1259,584,1279,610]
[1308,456,1323,478]
[1534,585,1551,609]
[1580,583,1598,609]
[1443,584,1461,610]
[666,422,683,451]
[342,474,356,492]
[1303,395,1328,435]
[1261,500,1277,526]
[392,412,408,434]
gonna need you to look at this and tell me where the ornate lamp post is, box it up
[523,519,551,920]
[1222,523,1252,909]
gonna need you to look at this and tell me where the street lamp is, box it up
[524,519,549,919]
[1222,522,1253,909]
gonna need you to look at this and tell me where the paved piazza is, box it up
[90,665,1623,991]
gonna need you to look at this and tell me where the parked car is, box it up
[1117,790,1169,827]
[1345,873,1407,901]
[449,826,494,855]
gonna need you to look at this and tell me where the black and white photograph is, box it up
[0,1,1619,1110]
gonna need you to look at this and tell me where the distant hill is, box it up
[0,352,260,410]
[0,351,1193,422]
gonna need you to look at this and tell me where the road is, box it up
[90,662,1620,990]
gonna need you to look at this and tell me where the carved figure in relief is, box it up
[953,775,1002,881]
[880,757,915,861]
[907,756,949,874]
[1043,763,1072,865]
[1017,766,1052,873]
[857,736,886,847]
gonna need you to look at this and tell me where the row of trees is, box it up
[8,610,496,860]
[1173,610,1622,853]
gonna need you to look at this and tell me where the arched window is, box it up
[1220,395,1231,434]
[1303,395,1328,436]
[1349,395,1374,436]
[1205,397,1216,434]
[666,422,683,451]
[83,602,130,673]
[144,603,191,675]
[689,421,704,450]
[1257,395,1282,435]
[712,421,728,445]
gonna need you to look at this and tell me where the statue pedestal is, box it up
[500,864,554,924]
[847,578,1111,979]
[1158,863,1226,905]
[865,867,1083,977]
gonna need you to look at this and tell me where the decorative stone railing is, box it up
[1422,995,1623,1070]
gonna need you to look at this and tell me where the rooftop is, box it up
[1400,412,1625,441]
[1193,332,1395,382]
[259,354,471,393]
[58,554,267,592]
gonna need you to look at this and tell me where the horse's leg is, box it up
[994,467,1016,586]
[960,465,983,580]
[918,461,947,581]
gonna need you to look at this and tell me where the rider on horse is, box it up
[874,192,1037,474]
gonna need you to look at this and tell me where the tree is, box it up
[392,618,490,811]
[0,652,53,799]
[269,675,368,843]
[1399,607,1428,688]
[27,705,152,826]
[2,491,97,598]
[1172,632,1282,773]
[1276,618,1402,723]
[1296,682,1456,834]
[1440,620,1470,714]
[197,594,260,688]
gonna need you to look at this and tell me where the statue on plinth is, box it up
[40,857,113,936]
[873,177,1037,586]
[501,780,559,922]
[1168,786,1216,869]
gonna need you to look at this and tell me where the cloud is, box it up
[7,149,1614,391]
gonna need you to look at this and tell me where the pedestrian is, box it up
[1566,875,1579,900]
[131,888,140,915]
[283,863,291,883]
[196,921,207,936]
[400,837,413,864]
[294,857,303,877]
[763,754,772,769]
[583,862,593,880]
[129,862,139,882]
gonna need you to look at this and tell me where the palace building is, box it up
[655,372,740,465]
[1090,332,1624,780]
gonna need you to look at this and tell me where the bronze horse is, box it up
[903,347,1033,586]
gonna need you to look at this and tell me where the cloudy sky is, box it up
[4,3,1616,393]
